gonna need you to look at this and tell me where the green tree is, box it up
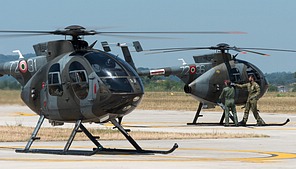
[268,84,278,92]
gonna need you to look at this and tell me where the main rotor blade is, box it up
[143,47,210,55]
[239,49,270,56]
[0,33,51,38]
[144,47,211,55]
[146,47,211,51]
[99,33,180,40]
[0,29,246,39]
[0,30,53,34]
[143,45,296,56]
[238,47,296,53]
[98,31,247,34]
[0,29,247,35]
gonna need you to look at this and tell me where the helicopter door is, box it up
[68,61,99,118]
[68,61,98,101]
[44,63,64,117]
[48,63,63,96]
[69,69,88,100]
[68,61,90,100]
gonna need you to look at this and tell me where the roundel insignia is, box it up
[189,65,196,74]
[19,60,28,73]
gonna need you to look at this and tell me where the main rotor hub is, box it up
[216,43,230,49]
[53,25,97,40]
[209,43,231,53]
[65,25,86,30]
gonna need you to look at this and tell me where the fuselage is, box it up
[1,48,144,123]
[186,59,268,105]
[138,53,268,106]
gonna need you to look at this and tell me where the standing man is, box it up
[218,80,238,126]
[234,75,265,126]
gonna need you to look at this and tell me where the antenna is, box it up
[13,50,24,59]
[178,58,187,65]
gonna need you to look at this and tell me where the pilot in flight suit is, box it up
[235,75,265,126]
[218,80,238,126]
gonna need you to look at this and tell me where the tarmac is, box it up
[0,105,295,169]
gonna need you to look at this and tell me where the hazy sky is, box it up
[0,0,295,73]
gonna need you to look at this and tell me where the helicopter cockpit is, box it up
[84,51,138,93]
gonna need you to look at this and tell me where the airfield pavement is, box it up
[0,105,295,169]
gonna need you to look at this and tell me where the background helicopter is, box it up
[133,43,296,125]
[0,25,241,155]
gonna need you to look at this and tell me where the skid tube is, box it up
[16,116,178,156]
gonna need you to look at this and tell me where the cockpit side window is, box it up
[230,68,242,83]
[246,67,260,81]
[69,70,87,83]
[48,63,63,96]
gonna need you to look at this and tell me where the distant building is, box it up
[277,86,286,92]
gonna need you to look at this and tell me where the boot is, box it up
[224,124,230,127]
[238,120,246,126]
[256,118,266,126]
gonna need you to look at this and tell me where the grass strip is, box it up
[0,125,268,142]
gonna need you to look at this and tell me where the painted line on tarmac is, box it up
[0,145,295,163]
[116,121,296,130]
[13,112,36,116]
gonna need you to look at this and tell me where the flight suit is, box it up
[218,86,238,126]
[235,82,265,125]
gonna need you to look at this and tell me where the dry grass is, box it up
[138,92,197,111]
[138,92,296,114]
[1,90,296,113]
[258,92,296,113]
[0,90,24,105]
[0,125,268,142]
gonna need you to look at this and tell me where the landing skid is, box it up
[187,119,290,127]
[243,118,290,127]
[16,115,178,156]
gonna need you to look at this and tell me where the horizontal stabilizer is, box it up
[133,41,143,52]
[101,41,111,52]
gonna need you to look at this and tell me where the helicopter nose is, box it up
[186,67,227,102]
[187,75,210,100]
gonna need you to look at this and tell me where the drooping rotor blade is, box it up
[238,47,296,53]
[144,49,199,55]
[145,47,211,51]
[238,49,270,56]
[143,47,211,55]
[233,47,296,56]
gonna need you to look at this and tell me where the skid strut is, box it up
[187,102,203,125]
[16,116,178,156]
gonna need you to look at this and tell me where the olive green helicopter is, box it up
[132,43,295,126]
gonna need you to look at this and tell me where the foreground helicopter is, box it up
[0,25,189,155]
[134,43,295,126]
